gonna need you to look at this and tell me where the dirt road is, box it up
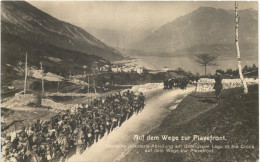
[69,86,195,162]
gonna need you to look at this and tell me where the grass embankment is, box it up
[122,85,258,162]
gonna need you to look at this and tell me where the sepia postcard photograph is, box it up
[1,1,259,162]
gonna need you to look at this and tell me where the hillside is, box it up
[1,36,109,86]
[1,1,126,86]
[130,7,257,58]
[86,27,153,50]
[1,1,124,61]
[121,85,258,161]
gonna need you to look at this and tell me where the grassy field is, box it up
[121,85,259,162]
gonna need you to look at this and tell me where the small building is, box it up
[111,67,118,73]
[110,64,143,73]
[132,66,143,74]
[111,65,122,73]
[122,66,132,73]
[100,65,110,72]
[136,67,143,74]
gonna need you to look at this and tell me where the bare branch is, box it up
[195,53,218,75]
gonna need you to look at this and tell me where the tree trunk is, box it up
[88,75,90,93]
[24,52,27,95]
[40,61,44,94]
[235,1,248,94]
[204,64,207,76]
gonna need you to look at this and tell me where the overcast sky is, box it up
[28,1,257,31]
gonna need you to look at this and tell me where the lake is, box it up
[118,55,258,75]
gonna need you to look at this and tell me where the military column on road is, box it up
[1,90,145,162]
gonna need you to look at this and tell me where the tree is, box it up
[226,68,233,75]
[242,65,249,73]
[110,74,115,85]
[235,1,248,94]
[195,53,217,75]
[216,69,225,75]
[252,64,257,70]
[176,67,184,72]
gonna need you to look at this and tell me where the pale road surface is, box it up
[69,86,195,162]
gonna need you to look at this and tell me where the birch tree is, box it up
[235,1,248,94]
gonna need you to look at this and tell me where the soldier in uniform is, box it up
[163,80,168,90]
[138,92,145,110]
[93,122,100,143]
[86,125,94,146]
[105,115,111,134]
[180,77,189,90]
[110,114,118,132]
[168,79,173,89]
[213,70,223,103]
[1,89,147,161]
[78,128,85,154]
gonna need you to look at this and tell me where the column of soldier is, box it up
[1,90,145,162]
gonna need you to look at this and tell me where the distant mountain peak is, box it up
[130,6,257,54]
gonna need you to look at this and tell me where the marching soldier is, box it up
[213,70,223,103]
[2,90,146,161]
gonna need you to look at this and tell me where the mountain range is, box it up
[128,7,257,57]
[1,2,258,85]
[1,1,124,85]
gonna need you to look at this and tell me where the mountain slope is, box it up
[1,1,126,87]
[85,27,153,49]
[1,1,124,61]
[131,7,257,56]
